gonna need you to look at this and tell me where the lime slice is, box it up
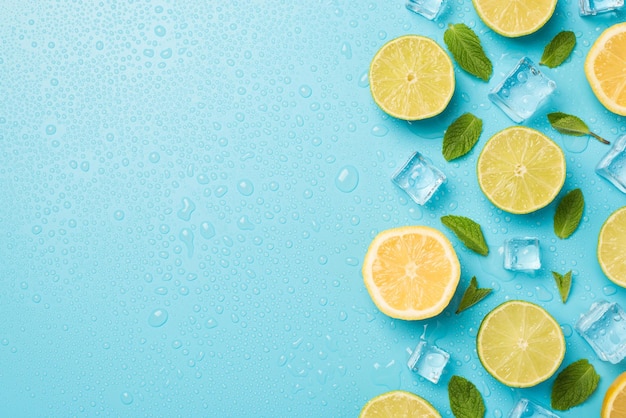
[472,0,557,37]
[598,206,626,288]
[359,390,441,418]
[477,300,565,388]
[369,35,455,121]
[476,126,565,214]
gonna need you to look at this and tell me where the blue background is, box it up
[1,0,625,416]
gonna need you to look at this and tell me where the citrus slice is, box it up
[476,126,566,214]
[362,226,460,320]
[597,206,626,288]
[369,35,455,121]
[585,22,626,116]
[472,0,557,37]
[602,371,626,418]
[359,390,441,418]
[477,300,565,388]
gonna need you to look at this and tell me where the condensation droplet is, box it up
[335,165,359,193]
[148,309,168,327]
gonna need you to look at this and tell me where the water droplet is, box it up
[179,228,194,257]
[154,25,166,37]
[340,42,352,59]
[237,179,254,196]
[45,125,56,135]
[237,215,255,231]
[32,294,41,303]
[205,318,218,329]
[113,210,125,221]
[177,197,196,221]
[120,392,133,405]
[335,165,359,193]
[358,70,369,88]
[200,221,215,239]
[148,309,168,327]
[299,85,312,98]
[149,152,160,163]
[32,225,42,235]
[160,48,172,59]
[371,125,388,137]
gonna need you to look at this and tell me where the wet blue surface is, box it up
[1,1,625,416]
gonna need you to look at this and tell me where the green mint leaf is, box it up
[547,112,610,144]
[554,188,584,239]
[444,23,493,81]
[442,113,483,161]
[551,359,600,411]
[441,215,489,256]
[448,375,486,418]
[540,31,576,68]
[456,277,492,314]
[552,271,572,303]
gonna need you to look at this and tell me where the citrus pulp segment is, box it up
[359,390,441,418]
[472,0,557,37]
[362,226,460,320]
[598,206,626,288]
[585,22,626,116]
[369,35,455,121]
[476,300,565,388]
[602,372,626,418]
[476,126,566,214]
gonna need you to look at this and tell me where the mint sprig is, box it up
[456,277,492,314]
[554,188,584,239]
[444,23,493,81]
[547,112,610,144]
[442,113,483,161]
[448,375,486,418]
[441,215,489,256]
[540,31,576,68]
[551,359,600,411]
[552,270,572,303]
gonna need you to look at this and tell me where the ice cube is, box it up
[503,237,541,274]
[580,0,624,15]
[405,0,446,20]
[596,134,626,194]
[489,57,556,123]
[508,398,560,418]
[407,340,450,384]
[392,152,446,205]
[575,300,626,364]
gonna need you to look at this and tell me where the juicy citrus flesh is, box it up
[602,372,626,418]
[585,22,626,116]
[369,35,455,121]
[472,0,557,37]
[598,206,626,288]
[359,390,441,418]
[477,300,565,388]
[477,126,566,214]
[362,226,460,320]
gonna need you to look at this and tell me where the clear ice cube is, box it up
[575,300,626,364]
[405,0,446,20]
[596,134,626,194]
[392,152,446,205]
[503,237,541,273]
[488,57,557,123]
[508,398,560,418]
[580,0,624,15]
[407,340,450,384]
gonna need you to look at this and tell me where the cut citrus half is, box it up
[369,35,455,121]
[477,300,565,388]
[359,390,441,418]
[472,0,557,37]
[585,22,626,116]
[362,226,460,320]
[598,206,626,288]
[476,126,566,214]
[602,371,626,418]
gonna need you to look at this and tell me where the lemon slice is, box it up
[476,126,566,214]
[477,300,565,388]
[472,0,557,37]
[362,226,460,320]
[369,35,455,121]
[359,390,441,418]
[585,22,626,116]
[598,206,626,288]
[602,372,626,418]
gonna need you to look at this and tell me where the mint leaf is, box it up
[456,277,492,314]
[551,359,600,411]
[547,112,610,144]
[442,113,483,161]
[444,23,493,81]
[441,215,489,256]
[448,375,486,418]
[540,31,576,68]
[554,188,584,239]
[552,271,572,303]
